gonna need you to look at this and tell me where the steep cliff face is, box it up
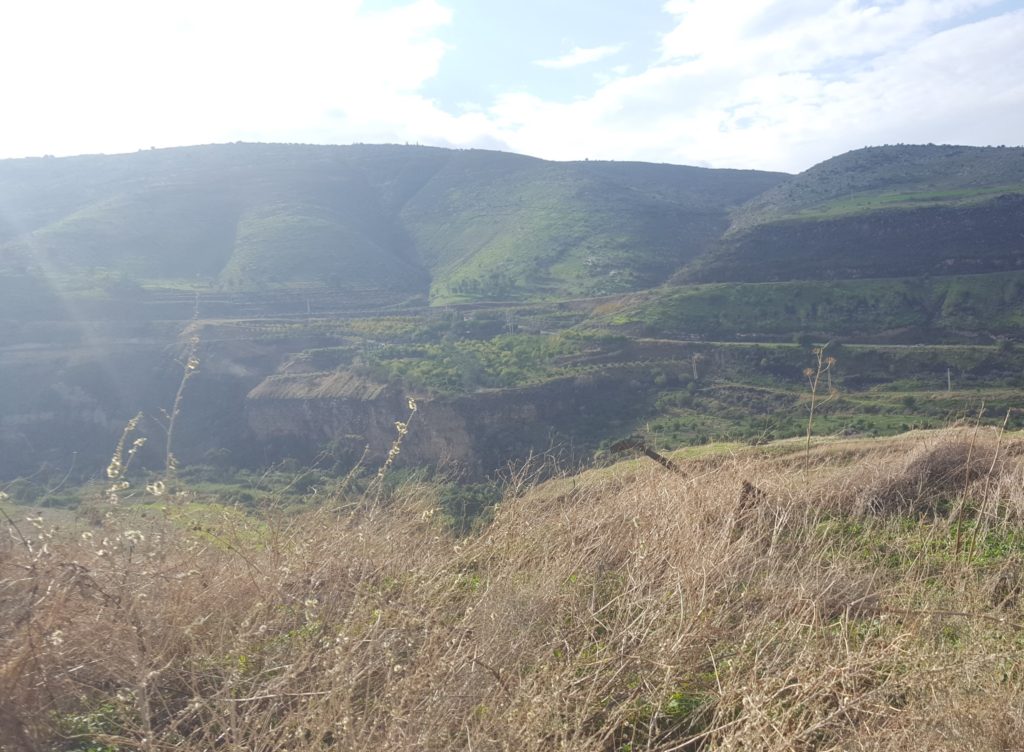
[0,324,303,479]
[245,372,650,476]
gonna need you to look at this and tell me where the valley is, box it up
[1,142,1023,503]
[3,141,1024,751]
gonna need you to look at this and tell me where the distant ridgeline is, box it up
[0,142,783,309]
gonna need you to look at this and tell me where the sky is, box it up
[2,0,1023,172]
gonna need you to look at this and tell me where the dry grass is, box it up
[3,428,1024,751]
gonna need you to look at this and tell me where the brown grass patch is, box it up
[3,429,1024,750]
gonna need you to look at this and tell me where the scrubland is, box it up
[3,427,1024,751]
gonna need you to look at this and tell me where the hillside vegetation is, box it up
[0,144,784,302]
[681,145,1024,283]
[5,142,1024,306]
[731,144,1024,230]
[4,428,1024,750]
[599,271,1024,342]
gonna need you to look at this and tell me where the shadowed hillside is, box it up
[678,144,1024,283]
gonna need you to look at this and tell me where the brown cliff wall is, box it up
[245,372,650,476]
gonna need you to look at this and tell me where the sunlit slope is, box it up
[7,427,1024,750]
[0,143,785,298]
[7,186,240,279]
[402,154,782,301]
[0,144,434,291]
[679,144,1024,283]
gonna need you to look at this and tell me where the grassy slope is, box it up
[220,169,429,291]
[1,145,435,292]
[401,155,784,302]
[730,144,1024,230]
[13,186,241,279]
[595,339,1024,449]
[0,144,786,300]
[680,144,1024,283]
[596,271,1024,341]
[4,428,1023,750]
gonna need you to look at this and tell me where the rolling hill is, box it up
[0,143,785,303]
[678,144,1024,283]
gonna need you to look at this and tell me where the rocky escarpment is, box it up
[245,370,652,476]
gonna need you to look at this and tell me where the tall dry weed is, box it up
[2,428,1024,750]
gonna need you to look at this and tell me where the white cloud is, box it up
[535,44,624,69]
[475,2,1024,171]
[1,0,1021,173]
[0,0,453,156]
[659,0,1002,69]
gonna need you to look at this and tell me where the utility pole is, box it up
[947,367,952,392]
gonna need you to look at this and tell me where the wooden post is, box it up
[610,437,685,475]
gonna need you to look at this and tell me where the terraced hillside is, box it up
[596,271,1024,343]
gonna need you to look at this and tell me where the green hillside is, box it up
[732,144,1024,228]
[403,157,772,301]
[0,143,785,301]
[595,271,1024,342]
[679,144,1024,283]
